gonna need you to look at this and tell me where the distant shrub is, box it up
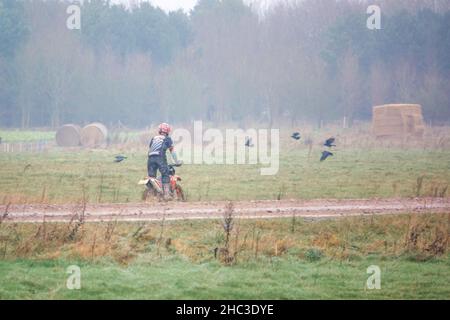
[305,248,323,262]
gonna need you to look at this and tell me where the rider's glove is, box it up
[171,150,182,165]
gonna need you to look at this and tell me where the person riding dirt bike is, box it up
[147,123,181,200]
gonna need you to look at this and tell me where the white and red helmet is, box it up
[158,122,171,135]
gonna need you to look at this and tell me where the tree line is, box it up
[0,0,449,128]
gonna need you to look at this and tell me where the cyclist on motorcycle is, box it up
[148,123,181,200]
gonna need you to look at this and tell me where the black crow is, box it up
[324,137,336,147]
[245,136,254,147]
[320,151,333,162]
[114,155,127,163]
[291,132,301,140]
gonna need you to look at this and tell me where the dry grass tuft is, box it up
[404,213,449,259]
[312,232,341,249]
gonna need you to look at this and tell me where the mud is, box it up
[1,198,449,223]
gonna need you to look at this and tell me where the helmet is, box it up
[158,123,171,135]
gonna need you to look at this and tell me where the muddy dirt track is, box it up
[1,198,449,223]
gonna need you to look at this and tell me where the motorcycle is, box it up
[138,163,185,201]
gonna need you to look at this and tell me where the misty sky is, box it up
[113,0,279,13]
[147,0,198,12]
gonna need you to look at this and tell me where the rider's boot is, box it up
[162,183,172,201]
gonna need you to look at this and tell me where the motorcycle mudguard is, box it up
[138,178,151,185]
[148,177,163,193]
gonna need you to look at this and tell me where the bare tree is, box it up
[339,49,362,126]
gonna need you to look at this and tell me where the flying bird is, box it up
[114,155,127,163]
[245,136,254,147]
[324,137,336,147]
[291,132,301,140]
[320,151,334,162]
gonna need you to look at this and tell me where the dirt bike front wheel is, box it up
[174,185,186,201]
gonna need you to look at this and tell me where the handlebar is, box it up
[169,163,182,168]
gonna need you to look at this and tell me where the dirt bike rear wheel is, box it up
[142,187,159,201]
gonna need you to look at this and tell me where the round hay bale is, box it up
[55,124,81,147]
[80,123,108,148]
[373,104,425,139]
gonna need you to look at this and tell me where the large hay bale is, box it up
[55,124,81,147]
[373,104,425,139]
[80,123,108,148]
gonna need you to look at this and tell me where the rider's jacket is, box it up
[148,135,174,157]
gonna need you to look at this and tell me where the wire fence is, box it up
[0,140,53,153]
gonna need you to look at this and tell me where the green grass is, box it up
[0,213,448,299]
[0,256,449,299]
[0,130,55,142]
[0,148,449,203]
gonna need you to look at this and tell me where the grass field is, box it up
[0,127,449,300]
[1,124,449,204]
[0,147,449,204]
[0,213,448,299]
[1,256,449,299]
[0,130,55,142]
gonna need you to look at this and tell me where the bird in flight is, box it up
[320,151,334,162]
[291,132,301,140]
[245,136,254,147]
[114,155,127,163]
[324,137,336,147]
